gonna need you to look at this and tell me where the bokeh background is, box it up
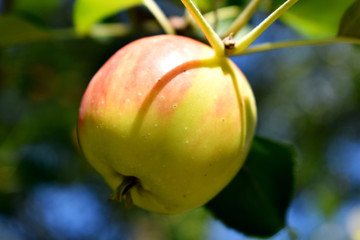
[0,0,360,239]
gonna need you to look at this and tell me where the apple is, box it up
[77,35,257,214]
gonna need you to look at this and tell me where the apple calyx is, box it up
[110,176,140,208]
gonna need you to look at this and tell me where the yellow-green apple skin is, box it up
[78,35,257,214]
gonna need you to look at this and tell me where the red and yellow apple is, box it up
[77,35,257,214]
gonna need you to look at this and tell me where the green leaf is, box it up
[272,0,354,38]
[0,16,51,46]
[73,0,143,35]
[338,0,360,38]
[206,136,295,238]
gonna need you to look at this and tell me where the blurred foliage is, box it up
[269,0,355,37]
[73,0,142,34]
[0,0,360,239]
[0,16,51,47]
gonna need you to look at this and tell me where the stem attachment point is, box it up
[229,0,298,55]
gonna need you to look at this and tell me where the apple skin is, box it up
[78,35,257,214]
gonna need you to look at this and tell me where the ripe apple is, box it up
[77,35,257,214]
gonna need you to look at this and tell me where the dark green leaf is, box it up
[206,136,295,238]
[338,0,360,38]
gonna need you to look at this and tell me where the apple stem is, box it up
[180,0,225,56]
[143,0,176,35]
[228,0,298,55]
[222,0,263,38]
[230,37,360,55]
